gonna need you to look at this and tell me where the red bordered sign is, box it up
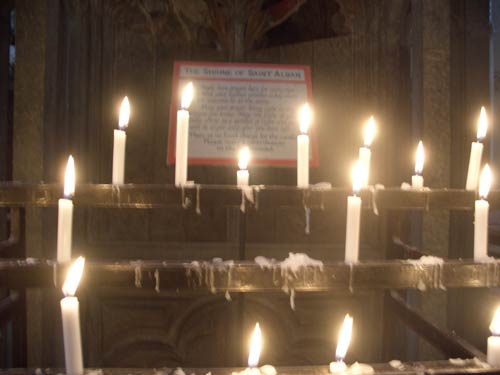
[167,61,318,167]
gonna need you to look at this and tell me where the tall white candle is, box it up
[488,307,500,367]
[466,107,488,191]
[112,96,130,185]
[359,116,376,189]
[237,146,250,187]
[345,162,364,263]
[57,156,75,263]
[411,141,424,190]
[175,82,194,186]
[297,103,311,188]
[61,257,85,375]
[329,314,353,373]
[474,164,492,261]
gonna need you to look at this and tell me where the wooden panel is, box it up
[83,290,382,367]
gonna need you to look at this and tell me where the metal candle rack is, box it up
[0,183,498,374]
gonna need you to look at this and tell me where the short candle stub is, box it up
[329,361,348,374]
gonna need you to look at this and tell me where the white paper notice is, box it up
[168,62,315,166]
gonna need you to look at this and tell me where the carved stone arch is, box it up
[102,334,183,367]
[170,295,238,366]
[241,294,319,365]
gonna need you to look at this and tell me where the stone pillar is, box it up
[13,0,48,366]
[410,0,451,360]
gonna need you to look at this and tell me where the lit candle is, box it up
[112,97,130,184]
[175,82,194,186]
[248,323,262,369]
[466,107,488,191]
[231,323,276,375]
[237,146,250,187]
[488,306,500,367]
[57,156,75,263]
[359,116,376,189]
[297,103,311,188]
[474,164,492,261]
[411,141,424,190]
[60,256,85,375]
[345,162,364,263]
[329,314,353,373]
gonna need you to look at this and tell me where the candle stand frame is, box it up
[0,183,498,374]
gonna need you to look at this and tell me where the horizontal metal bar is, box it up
[0,183,490,210]
[1,258,500,292]
[3,361,498,375]
[387,291,486,360]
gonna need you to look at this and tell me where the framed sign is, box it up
[167,61,318,166]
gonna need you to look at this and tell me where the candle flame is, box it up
[62,256,85,297]
[299,103,312,134]
[477,106,488,141]
[479,164,492,199]
[335,314,353,362]
[351,161,364,194]
[415,141,424,175]
[181,82,194,109]
[363,116,376,147]
[64,155,75,198]
[238,146,250,170]
[248,323,262,368]
[490,306,500,335]
[119,96,130,129]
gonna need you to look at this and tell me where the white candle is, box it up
[345,162,364,263]
[412,141,424,190]
[488,307,500,367]
[466,107,488,191]
[175,82,194,186]
[358,116,376,189]
[57,156,75,263]
[237,147,250,187]
[61,257,85,375]
[297,103,311,188]
[112,96,130,185]
[474,164,492,261]
[329,314,353,374]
